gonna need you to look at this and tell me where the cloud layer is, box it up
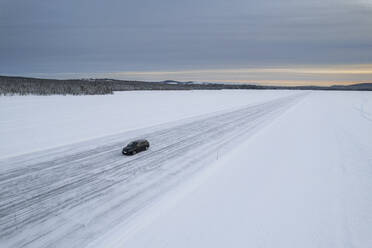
[1,0,372,83]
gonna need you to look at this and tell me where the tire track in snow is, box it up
[0,93,306,248]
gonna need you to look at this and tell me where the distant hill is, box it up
[162,80,196,84]
[0,75,371,96]
[330,83,372,90]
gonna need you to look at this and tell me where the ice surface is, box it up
[1,90,371,248]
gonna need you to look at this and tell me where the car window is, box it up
[128,142,137,146]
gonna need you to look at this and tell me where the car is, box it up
[122,139,150,155]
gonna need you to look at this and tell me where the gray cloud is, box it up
[1,0,372,76]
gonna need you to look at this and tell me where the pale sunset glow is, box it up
[39,64,370,86]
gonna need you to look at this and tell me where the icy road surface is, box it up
[0,93,305,248]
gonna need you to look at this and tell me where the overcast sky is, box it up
[1,0,372,85]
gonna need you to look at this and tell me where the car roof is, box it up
[133,139,148,143]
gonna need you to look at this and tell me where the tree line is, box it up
[0,76,263,96]
[0,76,113,95]
[1,75,371,96]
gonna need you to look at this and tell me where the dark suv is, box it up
[122,139,150,155]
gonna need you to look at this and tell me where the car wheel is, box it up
[132,151,136,155]
[145,146,148,150]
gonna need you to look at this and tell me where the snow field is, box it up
[0,90,297,159]
[120,91,372,248]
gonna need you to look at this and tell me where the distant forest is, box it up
[0,76,112,95]
[0,75,371,96]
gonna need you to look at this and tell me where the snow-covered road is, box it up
[0,93,305,248]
